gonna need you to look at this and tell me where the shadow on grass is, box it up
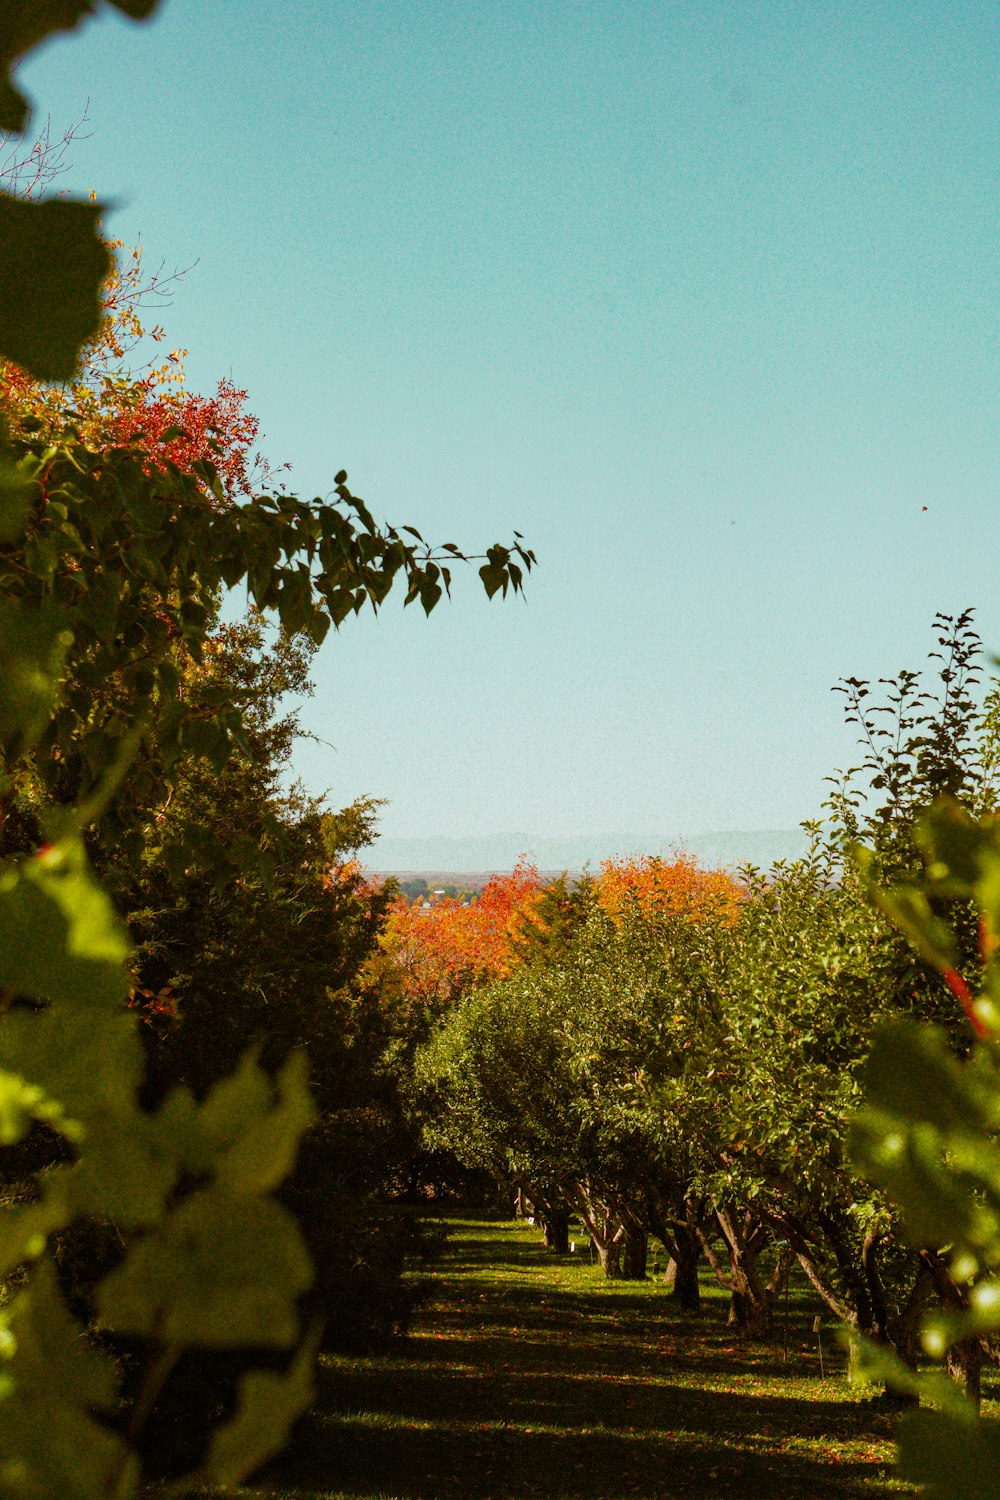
[281,1399,887,1500]
[264,1217,901,1500]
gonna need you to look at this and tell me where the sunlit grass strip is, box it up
[260,1213,917,1498]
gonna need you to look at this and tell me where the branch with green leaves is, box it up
[852,798,1000,1496]
[0,0,537,1491]
[0,427,532,841]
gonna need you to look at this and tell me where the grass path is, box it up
[258,1214,912,1500]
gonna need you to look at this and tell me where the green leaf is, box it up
[96,1188,312,1346]
[854,846,958,971]
[914,797,1000,882]
[201,1331,318,1484]
[897,1408,1000,1498]
[0,197,111,379]
[917,803,1000,939]
[193,1049,316,1196]
[85,572,121,645]
[852,1022,1000,1255]
[859,1020,982,1135]
[851,1334,973,1417]
[182,1047,266,1158]
[850,1108,981,1249]
[0,839,129,1007]
[0,1190,69,1279]
[0,598,73,752]
[151,1051,315,1204]
[0,1260,135,1500]
[0,1398,137,1500]
[2,1259,116,1409]
[0,1007,141,1128]
[63,1114,178,1226]
[0,451,33,543]
[0,0,161,131]
[0,1068,76,1144]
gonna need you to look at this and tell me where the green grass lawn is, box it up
[247,1214,931,1500]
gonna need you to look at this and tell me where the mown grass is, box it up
[240,1213,961,1499]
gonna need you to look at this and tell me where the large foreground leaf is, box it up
[0,598,73,753]
[96,1188,312,1346]
[897,1408,1000,1499]
[0,1261,136,1500]
[201,1335,318,1484]
[0,197,110,379]
[0,838,129,1007]
[0,1,161,131]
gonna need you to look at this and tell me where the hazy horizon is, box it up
[365,825,811,873]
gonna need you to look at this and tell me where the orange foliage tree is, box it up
[595,851,744,925]
[374,851,742,1024]
[0,115,281,499]
[376,860,543,1012]
[0,230,280,499]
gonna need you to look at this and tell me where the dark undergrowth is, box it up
[221,1212,977,1499]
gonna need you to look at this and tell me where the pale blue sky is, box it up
[19,1,1000,843]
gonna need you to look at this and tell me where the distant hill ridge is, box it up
[367,828,809,875]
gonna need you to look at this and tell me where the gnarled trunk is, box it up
[671,1246,701,1310]
[697,1206,779,1340]
[647,1197,706,1312]
[657,1228,702,1310]
[574,1184,626,1278]
[541,1209,570,1254]
[947,1337,983,1409]
[923,1250,983,1411]
[593,1233,622,1277]
[620,1223,648,1280]
[727,1287,774,1337]
[517,1184,573,1255]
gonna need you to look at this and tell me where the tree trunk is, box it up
[948,1337,982,1410]
[669,1234,701,1311]
[922,1251,983,1412]
[859,1230,884,1339]
[727,1286,774,1338]
[542,1210,570,1254]
[647,1197,704,1311]
[620,1224,648,1280]
[574,1185,625,1279]
[593,1235,622,1277]
[700,1207,775,1340]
